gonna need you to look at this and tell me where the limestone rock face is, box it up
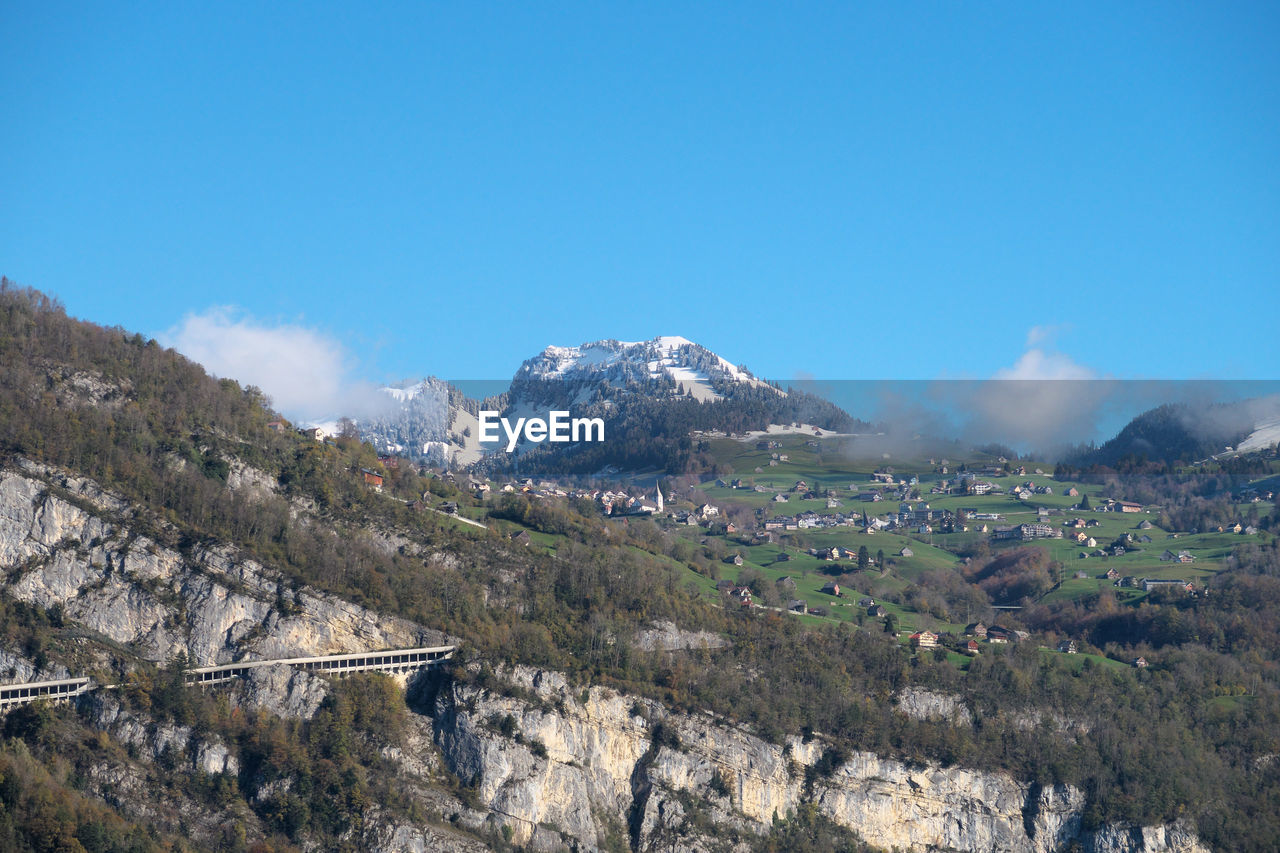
[634,619,730,652]
[0,465,447,667]
[358,817,493,853]
[0,648,70,684]
[229,663,329,719]
[433,665,1211,853]
[224,459,279,499]
[894,686,975,726]
[80,691,240,777]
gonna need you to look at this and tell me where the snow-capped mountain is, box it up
[510,335,778,409]
[339,336,856,472]
[351,377,487,467]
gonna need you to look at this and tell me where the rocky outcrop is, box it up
[228,663,329,719]
[1084,824,1208,853]
[894,686,974,726]
[0,648,70,684]
[80,691,239,776]
[0,463,448,667]
[224,459,279,499]
[634,619,730,652]
[432,665,1211,853]
[357,812,494,853]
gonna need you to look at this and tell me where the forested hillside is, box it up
[506,388,868,477]
[1066,403,1255,468]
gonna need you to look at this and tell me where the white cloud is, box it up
[161,308,351,421]
[952,330,1110,451]
[1023,323,1071,351]
[994,347,1096,381]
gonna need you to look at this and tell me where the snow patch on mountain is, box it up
[737,423,861,440]
[309,377,488,467]
[1238,414,1280,453]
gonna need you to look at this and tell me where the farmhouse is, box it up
[992,523,1062,541]
[909,631,938,649]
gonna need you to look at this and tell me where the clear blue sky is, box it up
[4,2,1278,393]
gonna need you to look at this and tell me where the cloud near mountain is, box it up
[161,307,362,422]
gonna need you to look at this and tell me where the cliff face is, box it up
[0,462,444,668]
[433,665,1210,853]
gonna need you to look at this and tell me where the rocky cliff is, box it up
[0,461,446,668]
[433,665,1211,853]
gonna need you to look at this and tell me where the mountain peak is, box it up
[517,335,767,400]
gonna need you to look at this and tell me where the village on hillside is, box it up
[334,423,1277,673]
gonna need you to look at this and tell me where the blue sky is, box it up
[3,2,1278,417]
